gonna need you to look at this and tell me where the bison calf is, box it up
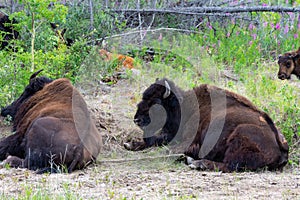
[278,47,300,80]
[0,70,102,173]
[125,78,289,172]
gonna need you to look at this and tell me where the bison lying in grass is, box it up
[125,78,289,172]
[0,70,102,173]
[278,47,300,80]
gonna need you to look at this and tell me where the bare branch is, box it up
[110,6,300,15]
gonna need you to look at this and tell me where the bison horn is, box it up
[29,69,43,82]
[163,80,171,99]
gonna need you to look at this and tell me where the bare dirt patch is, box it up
[0,78,299,200]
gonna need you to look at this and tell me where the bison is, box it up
[277,47,300,80]
[0,11,19,50]
[50,22,74,47]
[0,70,102,173]
[99,49,135,70]
[125,78,289,172]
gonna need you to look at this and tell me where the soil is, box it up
[0,77,299,200]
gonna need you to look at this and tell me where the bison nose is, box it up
[134,118,141,125]
[278,74,286,80]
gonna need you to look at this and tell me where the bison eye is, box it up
[286,63,290,68]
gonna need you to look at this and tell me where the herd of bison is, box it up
[0,11,299,174]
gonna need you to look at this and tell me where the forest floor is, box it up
[0,76,299,200]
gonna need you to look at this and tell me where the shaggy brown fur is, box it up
[125,78,289,172]
[278,47,300,80]
[0,72,102,173]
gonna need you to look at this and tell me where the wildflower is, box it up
[263,22,268,27]
[294,33,298,39]
[262,3,268,6]
[275,23,280,30]
[236,31,240,36]
[251,34,257,40]
[231,18,235,24]
[207,22,212,30]
[284,25,289,34]
[158,33,162,41]
[249,41,253,45]
[249,23,254,30]
[227,32,231,37]
[288,12,295,21]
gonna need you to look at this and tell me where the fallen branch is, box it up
[110,6,300,15]
[97,27,201,42]
[97,153,184,164]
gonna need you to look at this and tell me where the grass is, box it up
[0,4,300,199]
[0,33,299,200]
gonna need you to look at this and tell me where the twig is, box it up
[97,153,184,164]
[146,0,157,33]
[137,0,144,41]
[96,27,201,42]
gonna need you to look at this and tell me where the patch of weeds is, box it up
[62,182,79,199]
[1,115,12,126]
[107,189,116,199]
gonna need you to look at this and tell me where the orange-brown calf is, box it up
[99,49,135,69]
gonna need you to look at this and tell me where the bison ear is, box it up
[293,53,300,60]
[50,22,57,30]
[163,80,171,99]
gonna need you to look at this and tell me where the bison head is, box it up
[277,51,300,80]
[1,70,53,120]
[134,79,183,139]
[0,12,19,50]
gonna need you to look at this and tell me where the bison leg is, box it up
[187,157,230,172]
[124,140,148,151]
[1,155,24,168]
[185,124,286,172]
[0,134,25,160]
[67,145,84,173]
[24,117,83,172]
[221,124,287,172]
[124,134,171,151]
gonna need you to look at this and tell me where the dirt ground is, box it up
[0,77,299,200]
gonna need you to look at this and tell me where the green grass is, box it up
[0,1,300,199]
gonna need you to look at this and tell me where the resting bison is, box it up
[125,78,289,172]
[99,49,135,70]
[0,70,102,173]
[278,47,300,80]
[0,12,19,50]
